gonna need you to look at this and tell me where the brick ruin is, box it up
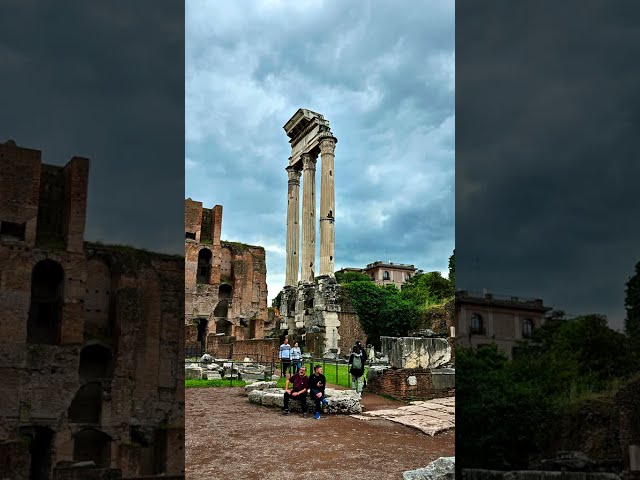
[0,141,184,479]
[184,199,268,356]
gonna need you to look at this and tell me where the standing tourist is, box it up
[279,337,291,377]
[348,344,365,399]
[290,341,302,374]
[282,365,309,417]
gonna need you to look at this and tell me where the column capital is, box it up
[301,152,317,171]
[318,134,337,155]
[286,165,302,184]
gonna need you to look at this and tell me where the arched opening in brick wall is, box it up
[215,318,232,336]
[73,429,111,468]
[218,283,232,300]
[79,344,113,382]
[21,426,53,480]
[85,257,111,337]
[68,382,102,424]
[214,299,228,319]
[196,248,212,284]
[196,318,208,351]
[28,259,64,345]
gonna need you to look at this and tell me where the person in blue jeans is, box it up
[308,364,328,419]
[290,342,302,374]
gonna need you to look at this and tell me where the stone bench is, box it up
[244,382,362,414]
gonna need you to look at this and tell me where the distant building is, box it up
[336,261,418,289]
[455,290,552,359]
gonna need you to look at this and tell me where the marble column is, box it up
[300,152,317,283]
[285,165,301,286]
[319,135,337,276]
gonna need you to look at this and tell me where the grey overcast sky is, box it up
[456,0,640,330]
[186,0,455,304]
[0,0,184,254]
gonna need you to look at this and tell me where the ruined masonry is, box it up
[0,141,184,479]
[184,199,268,354]
[277,109,364,356]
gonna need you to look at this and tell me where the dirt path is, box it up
[186,387,454,480]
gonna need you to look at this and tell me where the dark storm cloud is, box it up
[0,0,184,254]
[456,0,640,329]
[186,0,455,302]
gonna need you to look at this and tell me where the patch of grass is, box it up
[284,361,369,388]
[185,379,246,388]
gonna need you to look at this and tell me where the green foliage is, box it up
[335,270,372,284]
[457,314,638,470]
[272,291,283,309]
[625,260,640,346]
[185,379,247,388]
[400,271,454,308]
[343,281,419,348]
[448,249,455,286]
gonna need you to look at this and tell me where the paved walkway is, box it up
[351,396,455,436]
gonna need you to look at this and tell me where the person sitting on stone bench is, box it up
[308,364,328,420]
[282,365,309,417]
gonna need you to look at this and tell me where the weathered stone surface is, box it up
[461,470,620,480]
[403,456,455,480]
[185,366,203,380]
[246,385,362,414]
[353,396,454,436]
[200,353,213,363]
[381,336,451,369]
[203,372,221,380]
[244,381,277,393]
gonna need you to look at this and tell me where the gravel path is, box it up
[186,387,454,480]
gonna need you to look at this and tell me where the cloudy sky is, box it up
[456,0,640,330]
[186,0,455,304]
[0,0,184,255]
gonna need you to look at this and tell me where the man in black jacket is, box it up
[308,364,328,420]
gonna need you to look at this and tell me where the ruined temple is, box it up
[276,109,366,356]
[184,199,268,354]
[0,142,184,479]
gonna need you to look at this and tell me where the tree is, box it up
[401,271,454,309]
[335,270,372,284]
[625,260,640,340]
[448,249,455,286]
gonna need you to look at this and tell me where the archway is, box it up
[196,248,212,284]
[28,260,64,344]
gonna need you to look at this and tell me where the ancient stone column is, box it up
[319,135,337,276]
[285,165,301,286]
[300,152,317,283]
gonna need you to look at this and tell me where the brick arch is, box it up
[28,259,64,345]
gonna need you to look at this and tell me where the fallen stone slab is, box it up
[403,456,455,480]
[203,372,222,380]
[247,387,362,414]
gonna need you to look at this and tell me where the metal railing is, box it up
[185,354,381,388]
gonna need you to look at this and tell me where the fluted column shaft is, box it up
[285,165,301,286]
[300,152,317,283]
[319,136,337,276]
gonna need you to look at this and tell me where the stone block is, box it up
[403,456,455,480]
[185,366,203,380]
[381,336,451,369]
[431,368,455,390]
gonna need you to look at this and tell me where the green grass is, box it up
[285,361,369,387]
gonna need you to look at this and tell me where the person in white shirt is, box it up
[290,342,302,374]
[279,337,292,377]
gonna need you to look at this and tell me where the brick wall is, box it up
[366,368,455,401]
[337,311,367,356]
[204,336,278,362]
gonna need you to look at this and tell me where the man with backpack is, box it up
[348,344,365,399]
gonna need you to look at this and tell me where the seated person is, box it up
[282,365,309,417]
[308,364,328,420]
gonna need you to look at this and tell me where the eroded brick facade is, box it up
[0,142,184,479]
[184,199,268,354]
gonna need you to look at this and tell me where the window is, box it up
[196,248,212,284]
[185,231,196,240]
[404,273,411,281]
[383,271,390,280]
[28,260,64,344]
[470,313,483,334]
[522,318,534,338]
[0,220,26,241]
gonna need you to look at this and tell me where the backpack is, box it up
[352,354,362,371]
